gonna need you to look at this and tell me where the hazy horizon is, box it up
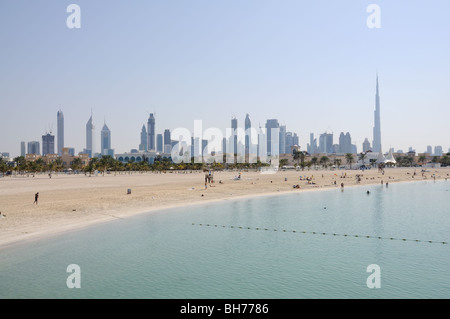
[1,1,449,157]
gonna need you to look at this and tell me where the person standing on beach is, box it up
[33,192,39,205]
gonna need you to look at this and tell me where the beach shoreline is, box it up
[1,167,449,249]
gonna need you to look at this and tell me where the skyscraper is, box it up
[434,146,443,156]
[147,113,155,151]
[279,125,286,155]
[157,134,163,153]
[27,141,40,155]
[372,74,382,153]
[245,114,251,160]
[231,117,238,155]
[307,133,318,154]
[20,141,25,157]
[319,132,333,154]
[57,110,64,156]
[363,138,371,152]
[285,132,293,154]
[426,145,432,155]
[101,122,111,156]
[339,132,352,154]
[42,133,55,156]
[293,133,299,147]
[265,119,279,156]
[85,113,95,158]
[164,129,171,153]
[139,125,148,152]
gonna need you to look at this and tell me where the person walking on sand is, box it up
[33,192,39,205]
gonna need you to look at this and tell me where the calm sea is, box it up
[1,180,449,299]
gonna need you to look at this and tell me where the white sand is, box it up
[1,167,449,249]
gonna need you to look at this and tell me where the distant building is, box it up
[85,113,95,158]
[67,147,75,156]
[20,141,26,157]
[279,125,286,155]
[285,132,293,154]
[164,129,171,154]
[293,133,299,147]
[61,147,89,169]
[42,133,55,156]
[265,119,279,156]
[245,114,251,160]
[319,132,333,154]
[434,146,443,156]
[307,133,318,154]
[338,132,352,154]
[372,74,382,153]
[231,117,238,155]
[57,110,64,155]
[115,151,169,165]
[147,113,156,151]
[139,125,148,152]
[156,134,163,153]
[101,122,114,156]
[426,145,432,155]
[363,138,371,152]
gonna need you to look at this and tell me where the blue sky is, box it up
[1,0,449,157]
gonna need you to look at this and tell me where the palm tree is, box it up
[279,159,289,167]
[440,155,449,167]
[292,150,305,170]
[345,153,354,169]
[311,157,318,169]
[358,152,367,166]
[0,158,8,176]
[14,156,27,175]
[418,155,426,166]
[319,156,329,169]
[71,157,82,171]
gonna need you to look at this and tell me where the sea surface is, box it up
[1,180,449,299]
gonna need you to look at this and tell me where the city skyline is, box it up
[6,102,450,158]
[1,1,450,156]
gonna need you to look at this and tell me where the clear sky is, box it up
[1,0,449,157]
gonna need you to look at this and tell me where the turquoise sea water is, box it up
[0,180,449,299]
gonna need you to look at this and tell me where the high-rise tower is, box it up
[101,121,111,156]
[42,133,55,156]
[231,117,238,155]
[139,125,148,152]
[265,119,279,156]
[86,112,95,157]
[147,113,155,151]
[245,114,251,160]
[372,75,382,153]
[57,110,64,156]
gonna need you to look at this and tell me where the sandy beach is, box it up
[1,167,449,249]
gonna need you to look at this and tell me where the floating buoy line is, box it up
[191,223,448,245]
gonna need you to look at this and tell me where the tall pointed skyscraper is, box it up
[372,74,382,153]
[86,112,95,157]
[139,124,148,151]
[147,113,155,151]
[57,110,64,156]
[245,114,251,160]
[101,121,111,156]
